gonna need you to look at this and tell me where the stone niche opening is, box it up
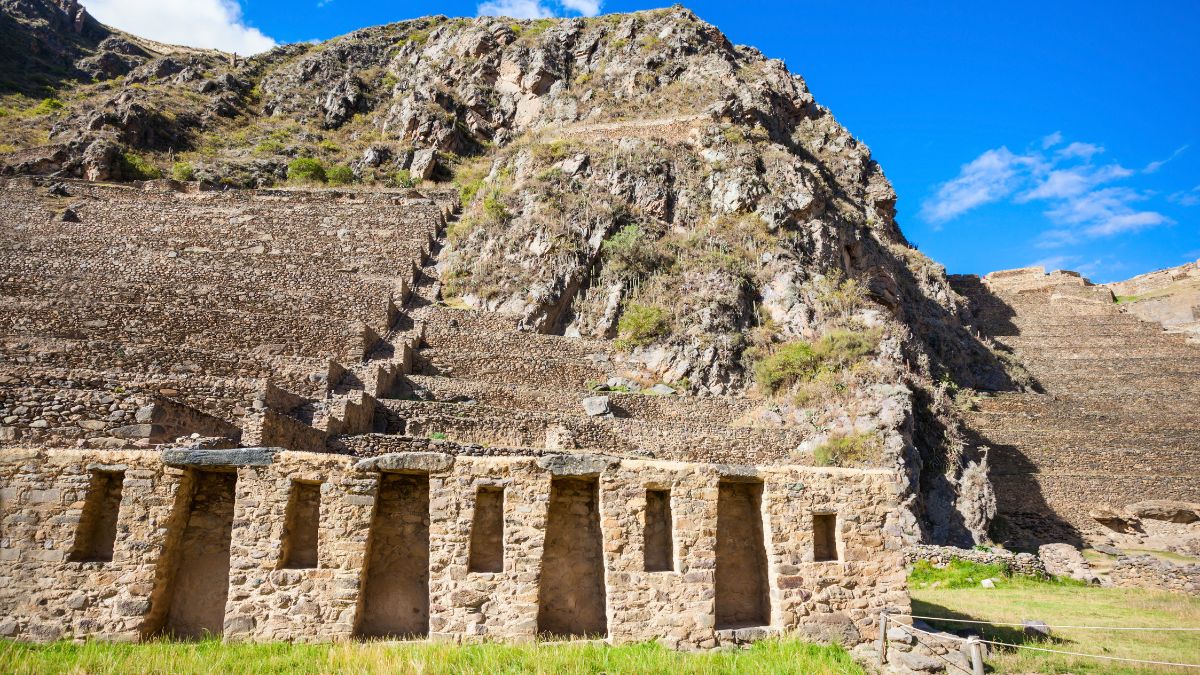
[643,488,674,572]
[813,512,839,562]
[715,479,770,629]
[355,472,430,639]
[68,470,124,563]
[279,481,321,569]
[155,470,238,639]
[468,486,504,573]
[536,476,607,638]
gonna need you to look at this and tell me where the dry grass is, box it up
[912,577,1200,673]
[0,637,864,674]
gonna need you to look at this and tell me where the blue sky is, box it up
[85,0,1200,282]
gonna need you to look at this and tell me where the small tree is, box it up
[287,158,326,183]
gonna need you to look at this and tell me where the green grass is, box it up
[911,568,1200,673]
[0,637,863,674]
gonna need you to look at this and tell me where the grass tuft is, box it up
[0,637,863,674]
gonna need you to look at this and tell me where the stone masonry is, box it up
[0,178,911,647]
[953,267,1200,552]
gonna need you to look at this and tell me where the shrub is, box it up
[116,152,161,180]
[458,178,484,208]
[482,189,509,222]
[171,162,195,182]
[326,165,355,185]
[31,98,64,116]
[531,140,571,164]
[287,158,326,183]
[601,224,665,281]
[615,303,670,350]
[754,328,880,395]
[390,169,416,188]
[812,432,881,467]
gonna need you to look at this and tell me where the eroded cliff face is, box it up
[0,3,1016,544]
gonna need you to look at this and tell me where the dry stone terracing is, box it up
[0,178,910,647]
[953,267,1200,563]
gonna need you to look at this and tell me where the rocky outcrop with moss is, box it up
[0,2,1020,545]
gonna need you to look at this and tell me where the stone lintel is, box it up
[537,452,617,477]
[354,451,454,474]
[161,446,281,467]
[714,463,760,480]
[85,463,129,473]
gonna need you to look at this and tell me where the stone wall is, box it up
[0,446,909,647]
[1108,556,1200,596]
[903,544,1047,578]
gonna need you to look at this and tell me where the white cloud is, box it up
[1144,145,1189,173]
[1041,186,1171,240]
[86,0,276,55]
[1018,163,1132,201]
[477,0,602,19]
[1056,141,1104,160]
[924,134,1176,247]
[477,0,554,19]
[919,147,1038,224]
[1168,185,1200,207]
[559,0,602,15]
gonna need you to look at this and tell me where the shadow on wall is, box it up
[967,426,1085,551]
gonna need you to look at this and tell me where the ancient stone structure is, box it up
[0,177,909,645]
[953,267,1200,555]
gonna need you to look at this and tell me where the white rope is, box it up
[892,613,1200,632]
[976,638,1200,669]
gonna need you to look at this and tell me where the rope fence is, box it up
[876,611,1200,671]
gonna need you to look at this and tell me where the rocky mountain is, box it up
[0,1,1026,544]
[1107,259,1200,343]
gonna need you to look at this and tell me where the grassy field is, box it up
[0,637,864,674]
[910,561,1200,674]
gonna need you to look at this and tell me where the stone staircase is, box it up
[325,211,806,467]
[952,267,1200,549]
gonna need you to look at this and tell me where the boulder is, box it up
[410,148,437,180]
[582,395,610,416]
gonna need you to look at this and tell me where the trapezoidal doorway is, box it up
[159,470,238,639]
[355,473,430,638]
[715,479,770,629]
[536,476,607,638]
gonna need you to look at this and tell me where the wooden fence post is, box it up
[967,637,984,675]
[877,611,889,665]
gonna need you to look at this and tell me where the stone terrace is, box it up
[953,267,1200,548]
[0,177,454,446]
[0,179,911,647]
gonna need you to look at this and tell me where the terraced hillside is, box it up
[954,267,1200,551]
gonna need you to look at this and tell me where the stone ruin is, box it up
[951,267,1200,591]
[0,177,909,645]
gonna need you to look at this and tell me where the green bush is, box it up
[116,152,161,180]
[31,98,64,116]
[615,303,670,350]
[391,169,416,188]
[458,178,484,208]
[482,189,509,222]
[326,165,355,186]
[754,328,880,395]
[171,162,195,182]
[812,432,881,467]
[287,158,326,183]
[601,224,666,281]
